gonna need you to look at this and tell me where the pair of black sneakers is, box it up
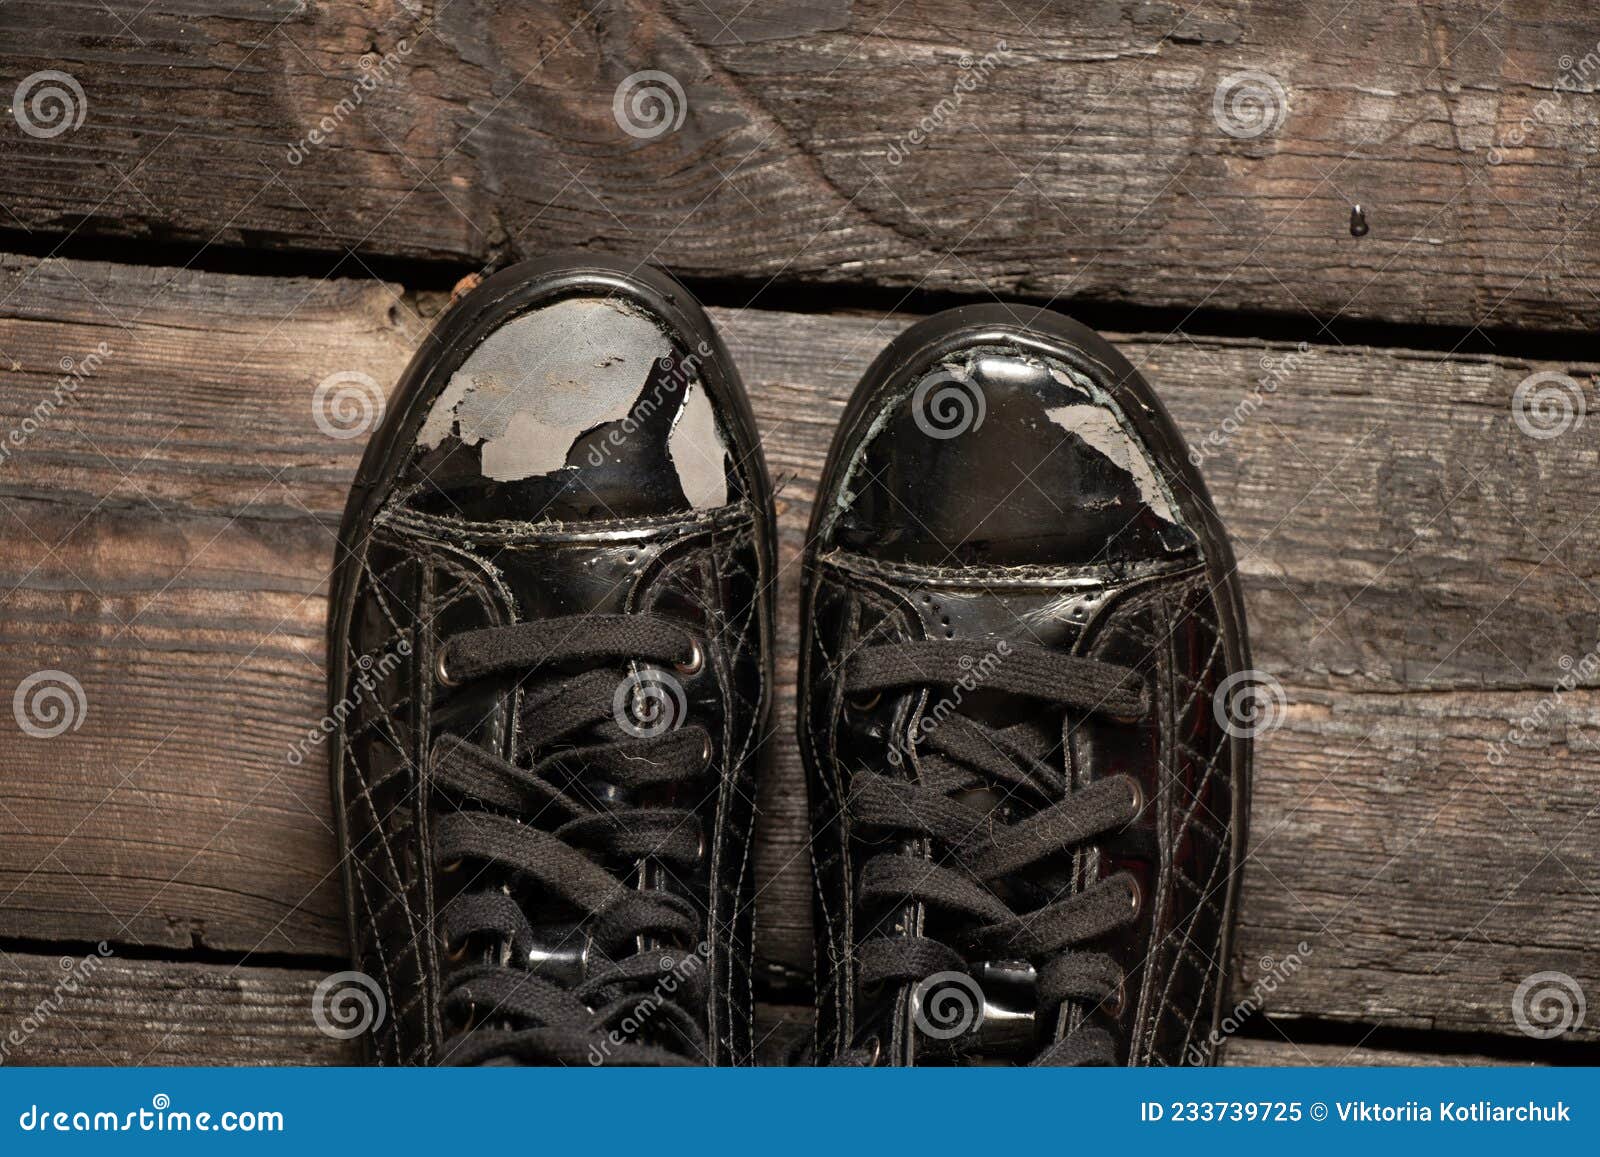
[326,255,1250,1067]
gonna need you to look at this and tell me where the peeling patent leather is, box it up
[800,305,1250,1066]
[327,256,775,1065]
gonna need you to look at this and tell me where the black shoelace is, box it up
[836,640,1148,1066]
[428,614,713,1066]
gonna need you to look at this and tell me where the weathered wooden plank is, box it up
[1,2,1598,330]
[1223,1038,1510,1067]
[0,255,1595,1042]
[0,957,1502,1067]
[0,948,355,1065]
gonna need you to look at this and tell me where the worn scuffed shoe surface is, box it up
[800,304,1250,1066]
[328,255,775,1065]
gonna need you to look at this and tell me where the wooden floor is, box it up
[0,0,1596,1065]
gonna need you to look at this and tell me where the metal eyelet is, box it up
[1123,775,1145,822]
[700,731,714,768]
[434,645,458,688]
[1104,977,1127,1019]
[860,1034,882,1066]
[439,858,463,875]
[675,638,704,677]
[445,936,470,963]
[1126,875,1143,916]
[847,690,882,712]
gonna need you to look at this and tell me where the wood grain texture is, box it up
[0,954,1501,1067]
[0,948,356,1065]
[1,2,1598,330]
[1221,1038,1511,1067]
[0,254,1595,1043]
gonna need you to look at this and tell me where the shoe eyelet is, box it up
[699,731,714,768]
[1126,875,1143,916]
[1104,977,1127,1019]
[434,645,458,688]
[439,858,463,875]
[675,638,705,677]
[445,936,470,963]
[695,825,708,862]
[1123,776,1145,822]
[847,690,882,712]
[861,1034,882,1066]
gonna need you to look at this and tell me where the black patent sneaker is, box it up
[800,305,1250,1066]
[327,255,775,1066]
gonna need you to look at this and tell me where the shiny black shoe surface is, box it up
[328,255,775,1065]
[800,305,1250,1066]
